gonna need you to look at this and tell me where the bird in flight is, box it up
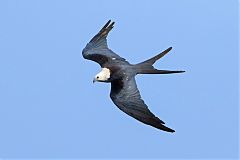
[82,20,184,132]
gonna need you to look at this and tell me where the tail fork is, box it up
[135,47,185,74]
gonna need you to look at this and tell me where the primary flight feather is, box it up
[82,20,184,132]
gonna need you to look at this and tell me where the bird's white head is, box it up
[93,68,111,83]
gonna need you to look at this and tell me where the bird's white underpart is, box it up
[95,68,110,81]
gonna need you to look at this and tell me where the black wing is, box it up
[110,77,175,132]
[82,20,125,67]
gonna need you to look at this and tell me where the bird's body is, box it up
[82,20,184,132]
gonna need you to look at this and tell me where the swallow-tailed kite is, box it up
[82,20,184,132]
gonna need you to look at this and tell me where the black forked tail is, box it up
[135,47,185,74]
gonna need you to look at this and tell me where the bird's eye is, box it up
[96,76,99,79]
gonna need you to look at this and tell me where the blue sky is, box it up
[0,0,238,159]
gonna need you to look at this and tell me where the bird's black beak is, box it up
[93,78,96,83]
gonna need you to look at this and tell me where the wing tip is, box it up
[179,70,185,73]
[98,20,115,38]
[87,20,116,45]
[159,125,175,133]
[103,19,115,30]
[168,128,175,133]
[168,46,173,51]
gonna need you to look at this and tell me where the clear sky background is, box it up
[0,0,238,159]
